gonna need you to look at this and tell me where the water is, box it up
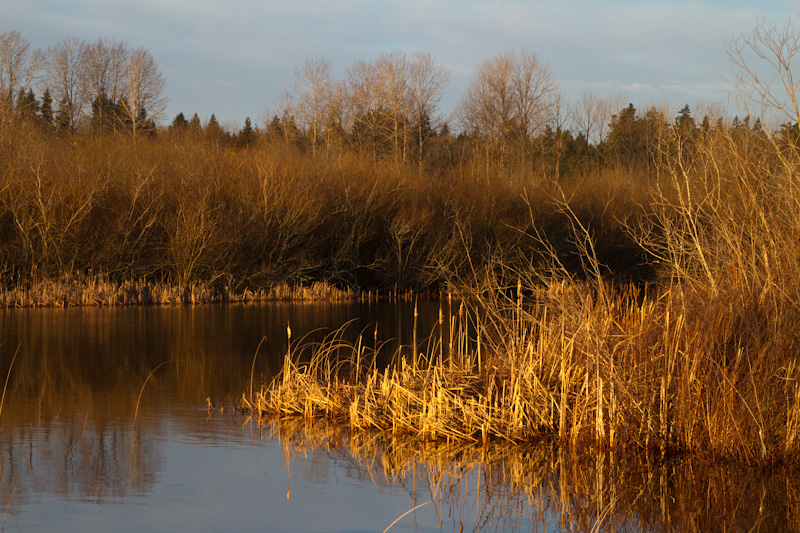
[0,302,796,532]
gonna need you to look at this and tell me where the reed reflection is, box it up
[263,417,800,532]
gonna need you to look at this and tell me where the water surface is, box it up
[0,302,796,532]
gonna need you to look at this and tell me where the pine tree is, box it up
[136,106,155,136]
[171,112,188,130]
[676,104,696,133]
[39,89,53,127]
[188,113,201,131]
[266,115,283,142]
[205,113,227,144]
[237,116,256,147]
[91,92,118,132]
[55,98,72,132]
[16,88,38,120]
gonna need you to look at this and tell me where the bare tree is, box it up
[575,91,601,146]
[323,79,350,156]
[82,38,127,110]
[574,91,602,173]
[266,90,302,147]
[347,57,384,160]
[457,49,515,147]
[574,90,624,172]
[291,58,333,157]
[456,49,555,175]
[727,14,800,175]
[118,47,167,138]
[728,15,800,128]
[513,49,556,140]
[0,30,41,116]
[43,37,88,129]
[407,51,449,169]
[547,90,572,181]
[375,52,411,161]
[596,90,626,144]
[346,52,427,162]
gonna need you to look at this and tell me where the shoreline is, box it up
[0,275,372,308]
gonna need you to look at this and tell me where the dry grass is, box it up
[251,278,800,463]
[0,271,358,307]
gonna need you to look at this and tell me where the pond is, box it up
[0,302,796,532]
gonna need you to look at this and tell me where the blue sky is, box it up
[4,0,798,130]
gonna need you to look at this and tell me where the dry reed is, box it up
[250,261,800,464]
[0,272,359,308]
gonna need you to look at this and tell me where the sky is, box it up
[4,0,799,131]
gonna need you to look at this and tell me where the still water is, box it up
[0,302,796,532]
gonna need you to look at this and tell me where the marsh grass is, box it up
[251,271,800,463]
[0,271,358,307]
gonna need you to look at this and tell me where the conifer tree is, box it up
[188,112,201,131]
[55,98,72,132]
[205,113,227,144]
[39,88,53,126]
[16,88,38,119]
[171,112,188,129]
[90,92,118,132]
[237,116,256,147]
[136,106,155,136]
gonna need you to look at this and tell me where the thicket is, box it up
[0,106,669,301]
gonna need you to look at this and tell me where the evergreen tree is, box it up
[188,112,201,131]
[237,116,256,147]
[55,98,72,132]
[171,112,188,130]
[205,113,228,144]
[16,88,38,120]
[206,113,220,130]
[675,104,696,134]
[266,114,283,141]
[39,89,53,127]
[136,106,156,136]
[605,103,655,171]
[91,92,119,132]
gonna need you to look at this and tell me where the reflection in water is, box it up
[0,301,442,521]
[0,303,797,531]
[268,417,800,532]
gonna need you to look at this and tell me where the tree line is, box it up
[1,24,799,296]
[0,31,165,137]
[5,28,788,181]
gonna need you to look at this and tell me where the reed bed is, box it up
[0,271,358,307]
[249,267,800,465]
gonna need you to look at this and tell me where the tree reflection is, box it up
[0,302,442,519]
